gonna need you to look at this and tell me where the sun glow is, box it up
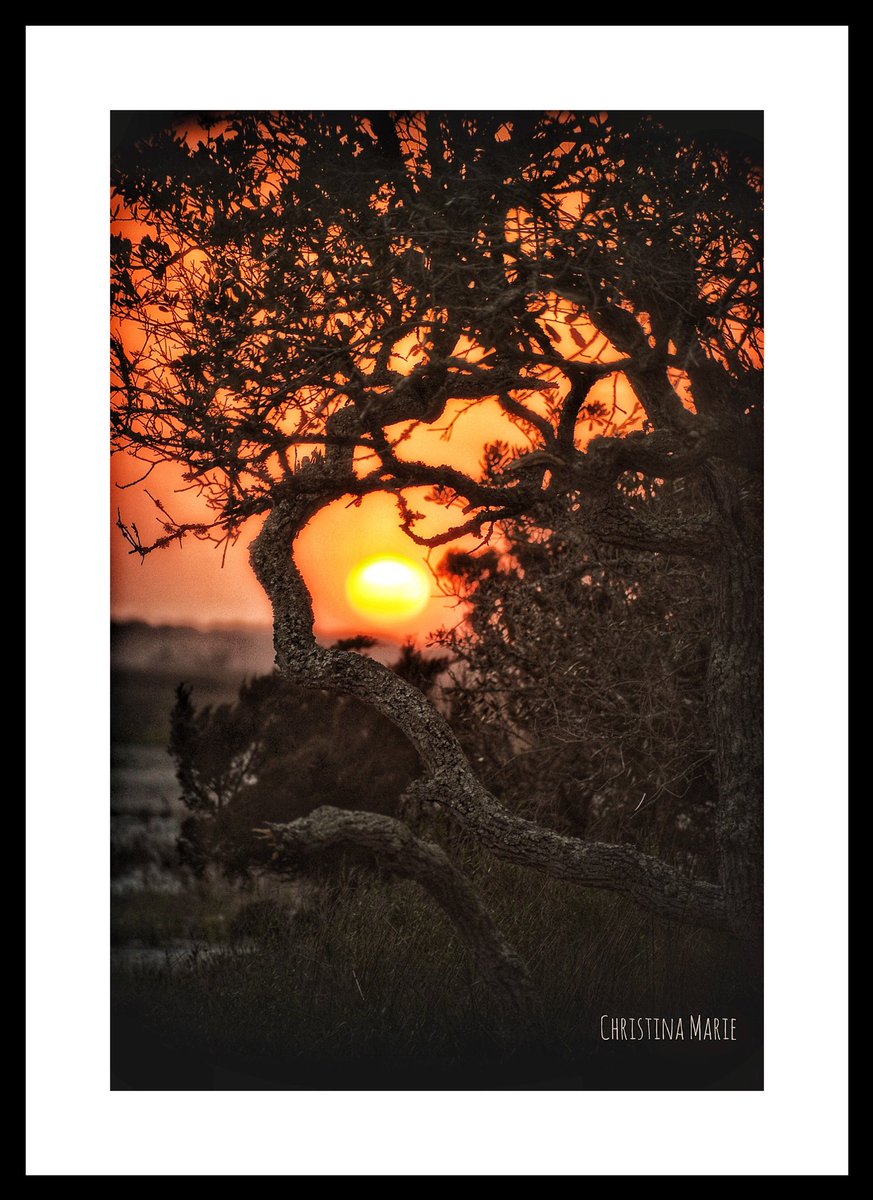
[346,554,432,623]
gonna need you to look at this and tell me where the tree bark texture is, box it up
[707,467,764,938]
[261,806,535,1009]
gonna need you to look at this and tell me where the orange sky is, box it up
[111,395,535,638]
[110,121,703,640]
[111,342,653,638]
[111,299,664,639]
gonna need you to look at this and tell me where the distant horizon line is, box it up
[110,616,418,644]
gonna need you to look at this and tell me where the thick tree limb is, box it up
[579,491,721,559]
[570,422,759,488]
[249,492,727,930]
[259,806,535,1009]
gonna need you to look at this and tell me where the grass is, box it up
[111,880,275,945]
[109,645,761,1089]
[111,851,762,1090]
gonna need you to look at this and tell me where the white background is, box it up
[26,25,849,1176]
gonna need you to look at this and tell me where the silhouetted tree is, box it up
[112,111,762,941]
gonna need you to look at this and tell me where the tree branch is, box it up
[249,492,727,930]
[579,490,720,559]
[259,806,535,1010]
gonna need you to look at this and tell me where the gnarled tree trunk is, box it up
[707,468,764,938]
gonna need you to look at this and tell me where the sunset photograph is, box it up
[108,105,767,1092]
[24,24,849,1179]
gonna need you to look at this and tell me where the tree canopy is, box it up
[112,111,761,553]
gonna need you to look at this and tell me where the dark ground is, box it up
[111,623,763,1091]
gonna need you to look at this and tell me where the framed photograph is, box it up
[26,25,848,1177]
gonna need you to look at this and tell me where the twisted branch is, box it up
[249,481,728,930]
[259,806,535,1009]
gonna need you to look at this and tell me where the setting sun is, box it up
[346,554,432,623]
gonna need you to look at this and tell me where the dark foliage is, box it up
[170,671,420,878]
[435,477,718,874]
